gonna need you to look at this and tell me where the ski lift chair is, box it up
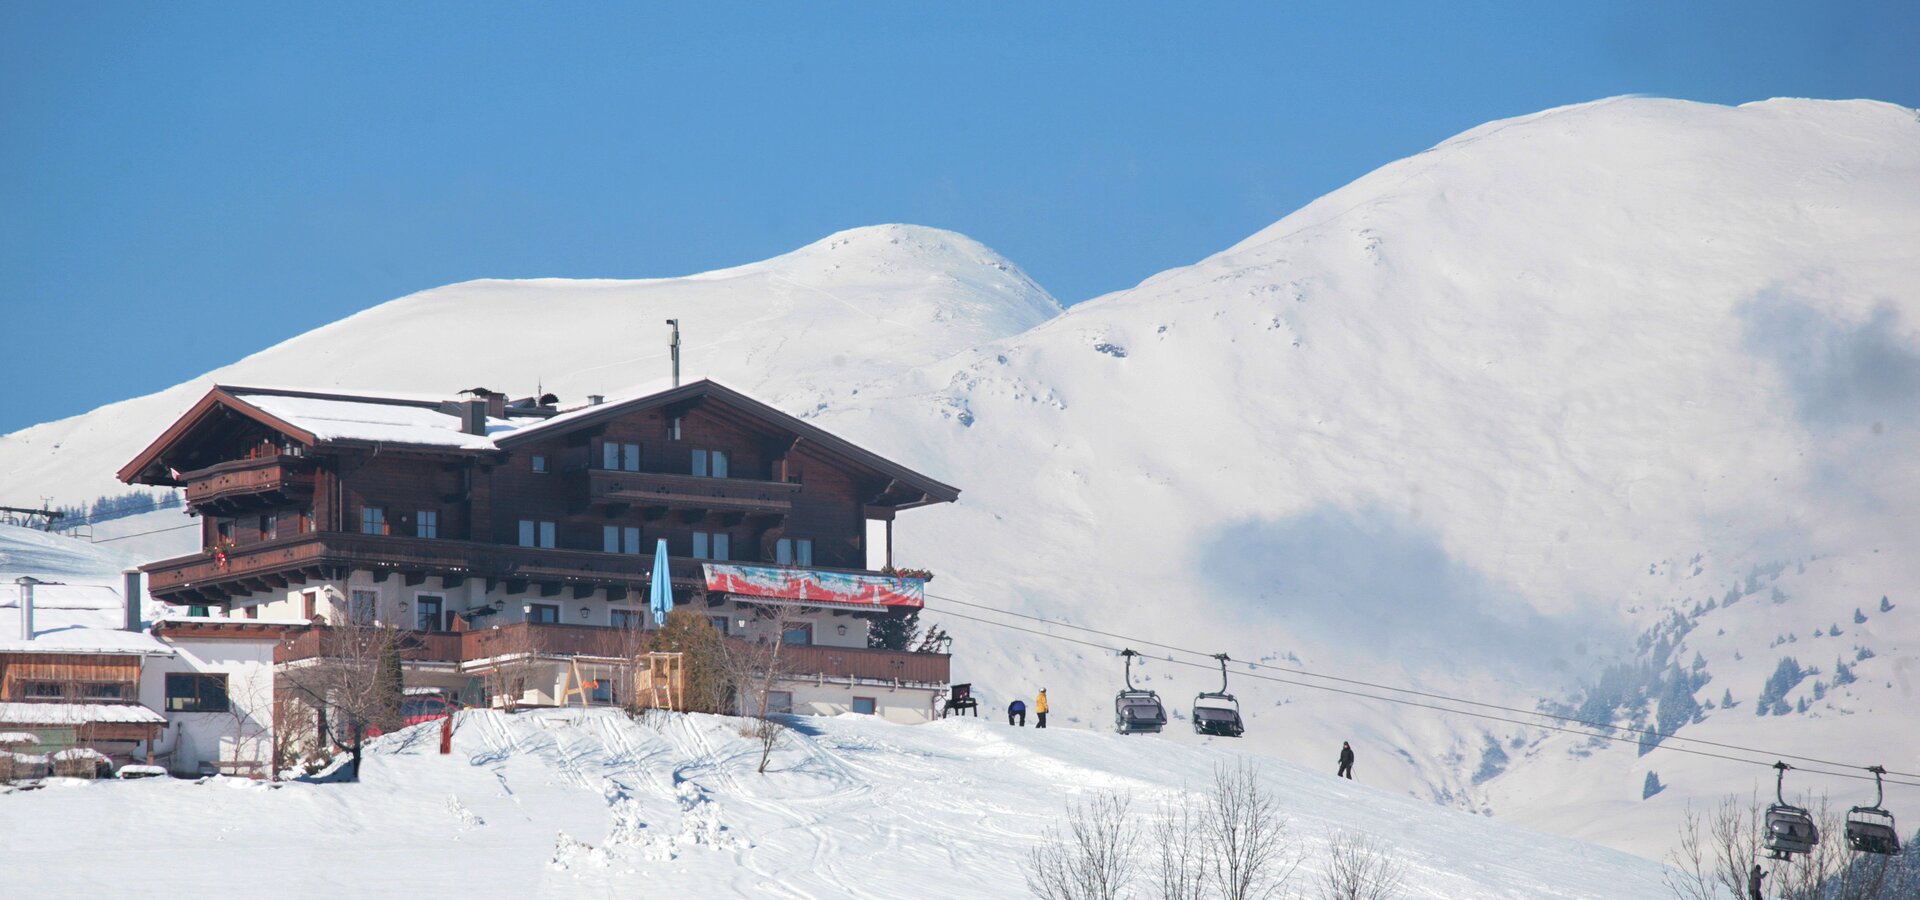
[1764,762,1820,859]
[1191,653,1245,738]
[1845,766,1902,855]
[1114,650,1167,735]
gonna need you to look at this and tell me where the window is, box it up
[600,440,641,472]
[692,531,729,560]
[216,518,234,543]
[782,622,813,646]
[361,506,387,535]
[786,469,802,485]
[519,520,556,549]
[165,673,230,713]
[416,595,443,631]
[667,416,682,440]
[349,589,377,626]
[82,683,130,701]
[851,696,876,715]
[527,603,559,624]
[765,690,793,716]
[610,609,639,629]
[531,454,548,473]
[260,514,276,542]
[776,538,813,567]
[691,449,728,478]
[302,591,318,620]
[603,526,643,554]
[245,605,260,620]
[187,604,210,618]
[21,681,64,700]
[709,615,730,635]
[416,510,438,539]
[299,509,312,533]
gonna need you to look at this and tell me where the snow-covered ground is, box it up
[2,95,1918,865]
[0,708,1668,898]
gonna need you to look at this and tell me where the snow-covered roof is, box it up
[0,702,167,726]
[232,391,503,450]
[0,627,174,656]
[151,615,312,630]
[0,731,40,745]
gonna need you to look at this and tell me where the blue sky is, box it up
[2,3,1916,438]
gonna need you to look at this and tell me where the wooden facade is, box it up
[121,380,959,691]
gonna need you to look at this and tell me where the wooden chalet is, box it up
[119,380,959,721]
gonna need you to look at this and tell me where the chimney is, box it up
[460,399,487,436]
[588,394,604,406]
[666,319,681,387]
[124,569,143,632]
[485,391,506,418]
[15,577,37,641]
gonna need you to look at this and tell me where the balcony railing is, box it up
[588,469,799,514]
[274,622,950,685]
[182,455,315,512]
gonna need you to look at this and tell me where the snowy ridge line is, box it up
[920,597,1920,788]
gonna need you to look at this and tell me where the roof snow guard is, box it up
[120,380,959,507]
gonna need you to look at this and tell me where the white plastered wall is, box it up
[142,635,278,776]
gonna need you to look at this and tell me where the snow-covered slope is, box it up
[0,224,1059,502]
[4,97,1918,863]
[0,708,1669,898]
[809,97,1920,856]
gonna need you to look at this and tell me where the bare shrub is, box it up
[1026,791,1140,900]
[1203,761,1297,900]
[1318,830,1406,900]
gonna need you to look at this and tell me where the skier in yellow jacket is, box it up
[1035,689,1049,729]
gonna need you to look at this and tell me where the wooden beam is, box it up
[443,574,466,589]
[539,582,563,598]
[504,579,526,594]
[606,586,628,602]
[404,572,427,587]
[264,573,289,589]
[372,569,391,583]
[572,584,595,600]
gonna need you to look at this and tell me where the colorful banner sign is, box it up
[702,564,925,608]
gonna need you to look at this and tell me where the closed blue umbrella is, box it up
[648,538,673,627]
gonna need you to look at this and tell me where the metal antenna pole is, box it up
[666,319,681,386]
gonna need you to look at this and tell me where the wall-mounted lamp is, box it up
[836,624,847,636]
[579,607,591,621]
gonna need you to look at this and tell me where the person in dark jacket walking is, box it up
[1337,741,1355,779]
[1008,698,1026,726]
[1748,863,1766,900]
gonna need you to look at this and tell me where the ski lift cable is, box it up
[919,598,1920,789]
[922,590,1920,780]
[88,522,198,543]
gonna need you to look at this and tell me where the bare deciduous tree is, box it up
[277,612,405,781]
[1152,795,1208,900]
[1027,791,1141,900]
[1666,793,1898,900]
[717,603,809,774]
[1318,830,1407,900]
[1202,760,1297,900]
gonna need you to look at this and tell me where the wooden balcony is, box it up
[275,623,950,685]
[588,469,799,517]
[182,456,316,514]
[142,532,898,608]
